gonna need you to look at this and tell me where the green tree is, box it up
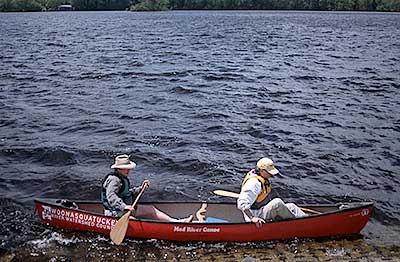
[377,0,399,10]
[130,0,169,10]
[14,0,42,10]
[0,0,16,11]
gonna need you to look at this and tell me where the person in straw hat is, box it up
[101,154,193,222]
[237,157,306,227]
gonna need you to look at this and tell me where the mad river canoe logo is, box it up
[41,205,116,230]
[349,208,370,218]
[361,209,370,216]
[173,225,220,233]
[172,202,221,233]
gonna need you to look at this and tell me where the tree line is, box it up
[0,0,130,11]
[133,0,400,11]
[1,0,399,12]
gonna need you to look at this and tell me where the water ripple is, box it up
[0,11,399,248]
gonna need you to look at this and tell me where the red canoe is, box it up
[34,199,373,242]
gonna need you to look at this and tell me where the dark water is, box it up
[1,10,400,260]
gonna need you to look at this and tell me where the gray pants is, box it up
[261,198,306,220]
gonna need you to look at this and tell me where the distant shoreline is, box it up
[1,0,399,13]
[1,9,400,13]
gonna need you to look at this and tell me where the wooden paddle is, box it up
[110,185,147,245]
[214,190,239,198]
[213,189,321,215]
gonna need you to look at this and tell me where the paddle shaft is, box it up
[110,183,147,245]
[213,189,321,215]
[119,183,147,217]
[131,184,147,208]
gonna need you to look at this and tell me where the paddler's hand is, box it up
[141,180,150,189]
[251,216,265,228]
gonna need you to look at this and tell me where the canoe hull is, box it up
[35,199,373,242]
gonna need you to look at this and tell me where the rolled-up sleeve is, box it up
[103,176,127,211]
[237,178,262,211]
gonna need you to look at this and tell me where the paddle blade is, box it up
[110,211,131,245]
[300,207,321,215]
[213,190,240,198]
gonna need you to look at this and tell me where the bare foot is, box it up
[179,214,193,223]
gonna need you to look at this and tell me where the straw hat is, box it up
[111,154,136,169]
[256,157,279,175]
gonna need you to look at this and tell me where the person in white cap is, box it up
[101,154,193,222]
[237,157,306,227]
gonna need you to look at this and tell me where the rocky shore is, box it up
[1,230,399,262]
